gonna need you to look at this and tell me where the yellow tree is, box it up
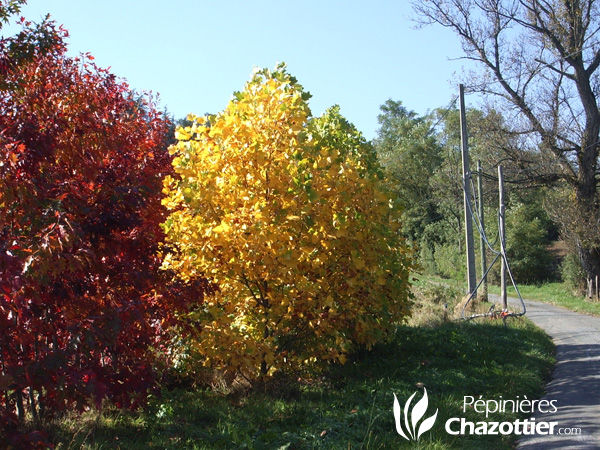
[161,64,414,379]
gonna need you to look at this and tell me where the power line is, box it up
[427,94,459,134]
[460,164,527,322]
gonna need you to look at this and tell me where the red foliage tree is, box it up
[0,17,206,445]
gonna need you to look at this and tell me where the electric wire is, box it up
[427,95,460,134]
[459,170,526,322]
[453,35,600,322]
[469,176,500,252]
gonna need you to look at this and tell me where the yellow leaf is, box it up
[213,222,231,234]
[175,127,192,140]
[160,64,415,381]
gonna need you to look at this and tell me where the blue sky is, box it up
[3,0,471,141]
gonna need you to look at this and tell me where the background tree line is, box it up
[373,99,562,288]
[404,0,600,296]
[372,0,600,293]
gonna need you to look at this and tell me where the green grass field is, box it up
[490,282,600,316]
[47,287,554,450]
[418,273,600,317]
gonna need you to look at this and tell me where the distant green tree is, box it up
[381,101,559,284]
[505,202,554,284]
[414,0,600,286]
[373,100,443,242]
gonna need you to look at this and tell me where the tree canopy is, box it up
[161,65,415,379]
[413,0,600,282]
[374,100,443,242]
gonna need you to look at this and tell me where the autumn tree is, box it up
[0,17,206,445]
[162,65,414,380]
[413,0,600,285]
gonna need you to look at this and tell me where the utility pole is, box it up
[477,160,488,301]
[460,84,477,297]
[498,165,508,311]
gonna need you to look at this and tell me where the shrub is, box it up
[505,202,554,284]
[561,252,586,294]
[161,64,415,380]
[0,19,206,436]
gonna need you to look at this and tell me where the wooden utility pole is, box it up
[477,160,488,301]
[498,165,508,311]
[460,84,477,297]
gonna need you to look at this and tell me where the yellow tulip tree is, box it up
[161,64,414,379]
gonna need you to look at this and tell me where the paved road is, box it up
[496,294,600,449]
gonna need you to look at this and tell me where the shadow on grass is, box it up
[52,319,555,450]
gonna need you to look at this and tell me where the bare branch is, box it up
[587,47,600,75]
[412,0,600,280]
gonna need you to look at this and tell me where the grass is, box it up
[489,282,600,316]
[45,283,555,450]
[417,273,600,316]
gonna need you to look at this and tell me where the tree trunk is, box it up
[573,60,600,284]
[577,244,600,285]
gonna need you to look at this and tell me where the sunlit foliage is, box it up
[0,18,206,447]
[162,64,414,379]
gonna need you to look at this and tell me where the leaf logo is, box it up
[393,388,438,441]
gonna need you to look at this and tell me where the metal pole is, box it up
[460,84,477,297]
[477,160,488,301]
[498,165,508,311]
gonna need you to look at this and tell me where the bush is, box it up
[561,252,586,294]
[505,203,554,284]
[432,242,466,280]
[0,19,207,437]
[161,64,415,380]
